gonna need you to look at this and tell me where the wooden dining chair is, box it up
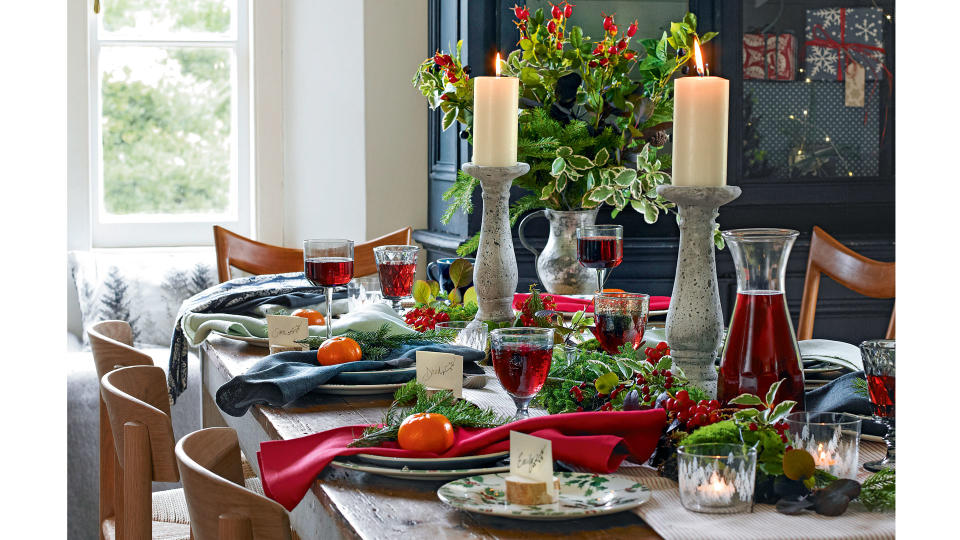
[798,226,896,340]
[213,226,414,282]
[100,365,190,540]
[176,427,292,540]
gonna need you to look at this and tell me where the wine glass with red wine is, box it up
[490,328,555,419]
[373,245,419,312]
[577,225,624,293]
[591,292,649,355]
[304,239,355,340]
[860,339,895,471]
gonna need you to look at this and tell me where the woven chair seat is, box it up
[152,476,264,525]
[101,517,191,540]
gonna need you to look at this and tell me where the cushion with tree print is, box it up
[69,249,218,348]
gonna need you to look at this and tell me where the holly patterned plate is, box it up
[437,472,650,520]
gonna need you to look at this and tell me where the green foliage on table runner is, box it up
[298,324,457,360]
[859,468,895,512]
[348,381,510,448]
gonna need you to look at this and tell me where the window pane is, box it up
[101,0,235,39]
[100,46,234,216]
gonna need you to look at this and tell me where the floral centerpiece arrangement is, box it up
[413,5,718,255]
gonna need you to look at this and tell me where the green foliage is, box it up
[298,324,457,359]
[348,381,510,447]
[859,468,895,512]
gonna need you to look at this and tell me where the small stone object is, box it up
[505,475,560,505]
[657,185,742,396]
[462,162,530,323]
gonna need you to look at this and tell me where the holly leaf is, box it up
[448,258,474,288]
[567,155,593,170]
[593,147,610,166]
[613,168,637,187]
[765,379,783,406]
[729,394,764,406]
[767,401,797,425]
[557,146,573,157]
[589,186,614,202]
[441,108,457,131]
[551,157,566,176]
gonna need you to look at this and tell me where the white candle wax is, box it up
[671,75,729,186]
[472,73,519,167]
[696,471,735,504]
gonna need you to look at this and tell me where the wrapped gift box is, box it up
[743,33,797,80]
[804,7,886,80]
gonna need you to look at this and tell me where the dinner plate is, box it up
[332,366,416,385]
[212,331,270,347]
[314,383,405,395]
[437,472,651,520]
[354,451,509,470]
[330,458,509,480]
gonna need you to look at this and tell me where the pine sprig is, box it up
[852,376,870,399]
[859,468,895,512]
[348,380,510,447]
[298,324,457,360]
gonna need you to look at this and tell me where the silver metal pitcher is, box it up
[518,208,599,295]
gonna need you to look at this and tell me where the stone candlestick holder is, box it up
[657,185,741,397]
[462,162,530,323]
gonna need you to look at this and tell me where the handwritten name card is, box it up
[266,315,308,350]
[509,431,556,499]
[415,351,463,398]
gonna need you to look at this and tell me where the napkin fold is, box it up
[216,343,486,417]
[806,371,886,436]
[257,409,666,511]
[513,293,670,313]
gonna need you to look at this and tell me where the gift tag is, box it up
[509,431,558,502]
[845,61,865,108]
[266,315,308,350]
[415,351,463,398]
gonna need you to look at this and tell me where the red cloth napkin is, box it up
[257,409,666,511]
[513,293,670,313]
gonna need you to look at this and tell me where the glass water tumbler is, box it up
[677,443,757,514]
[784,412,862,480]
[373,245,419,312]
[719,229,805,409]
[860,339,895,471]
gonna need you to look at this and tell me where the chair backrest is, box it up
[213,225,414,282]
[214,225,305,282]
[88,320,154,380]
[798,226,896,340]
[176,427,292,540]
[100,365,179,482]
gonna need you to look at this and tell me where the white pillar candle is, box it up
[472,55,519,167]
[671,42,729,186]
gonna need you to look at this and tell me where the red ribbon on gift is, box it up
[807,9,889,81]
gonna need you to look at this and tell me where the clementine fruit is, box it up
[291,308,325,326]
[397,413,455,453]
[315,336,362,366]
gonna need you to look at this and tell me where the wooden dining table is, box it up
[199,335,662,540]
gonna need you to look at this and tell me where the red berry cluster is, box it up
[644,341,671,365]
[517,293,558,327]
[588,14,639,67]
[403,307,450,332]
[747,419,791,445]
[665,390,722,430]
[567,379,628,412]
[433,52,465,84]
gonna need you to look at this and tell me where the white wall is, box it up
[282,0,427,249]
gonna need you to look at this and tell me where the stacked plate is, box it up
[330,451,509,481]
[315,366,416,395]
[799,339,863,390]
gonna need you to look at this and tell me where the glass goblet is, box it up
[490,327,555,419]
[591,292,649,355]
[576,224,623,293]
[373,245,419,313]
[304,239,355,340]
[860,339,895,471]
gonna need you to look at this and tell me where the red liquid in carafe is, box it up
[719,291,805,409]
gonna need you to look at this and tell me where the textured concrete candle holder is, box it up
[462,162,530,323]
[657,185,742,397]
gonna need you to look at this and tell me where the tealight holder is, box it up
[677,443,757,514]
[784,412,862,479]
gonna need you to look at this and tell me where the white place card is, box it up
[509,431,557,500]
[415,351,463,398]
[266,315,308,350]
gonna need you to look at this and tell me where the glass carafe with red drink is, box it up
[718,229,805,409]
[577,225,623,292]
[304,239,355,340]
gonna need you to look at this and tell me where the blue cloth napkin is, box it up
[168,272,345,402]
[807,371,886,436]
[216,344,486,417]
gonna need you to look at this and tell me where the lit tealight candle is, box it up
[813,443,836,468]
[671,36,729,187]
[472,53,519,167]
[697,471,735,504]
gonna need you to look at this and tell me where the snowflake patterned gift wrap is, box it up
[743,33,797,80]
[805,7,886,81]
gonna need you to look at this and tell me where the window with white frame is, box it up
[88,0,251,247]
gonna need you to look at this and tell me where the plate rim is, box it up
[436,471,651,520]
[314,382,405,395]
[354,450,509,468]
[330,459,510,479]
[211,331,270,347]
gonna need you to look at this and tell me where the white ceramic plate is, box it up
[330,459,509,480]
[437,472,651,520]
[354,451,509,470]
[314,383,405,395]
[211,331,270,347]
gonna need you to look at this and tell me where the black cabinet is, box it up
[413,0,894,344]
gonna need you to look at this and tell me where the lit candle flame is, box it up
[692,36,705,76]
[495,52,501,77]
[815,443,836,467]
